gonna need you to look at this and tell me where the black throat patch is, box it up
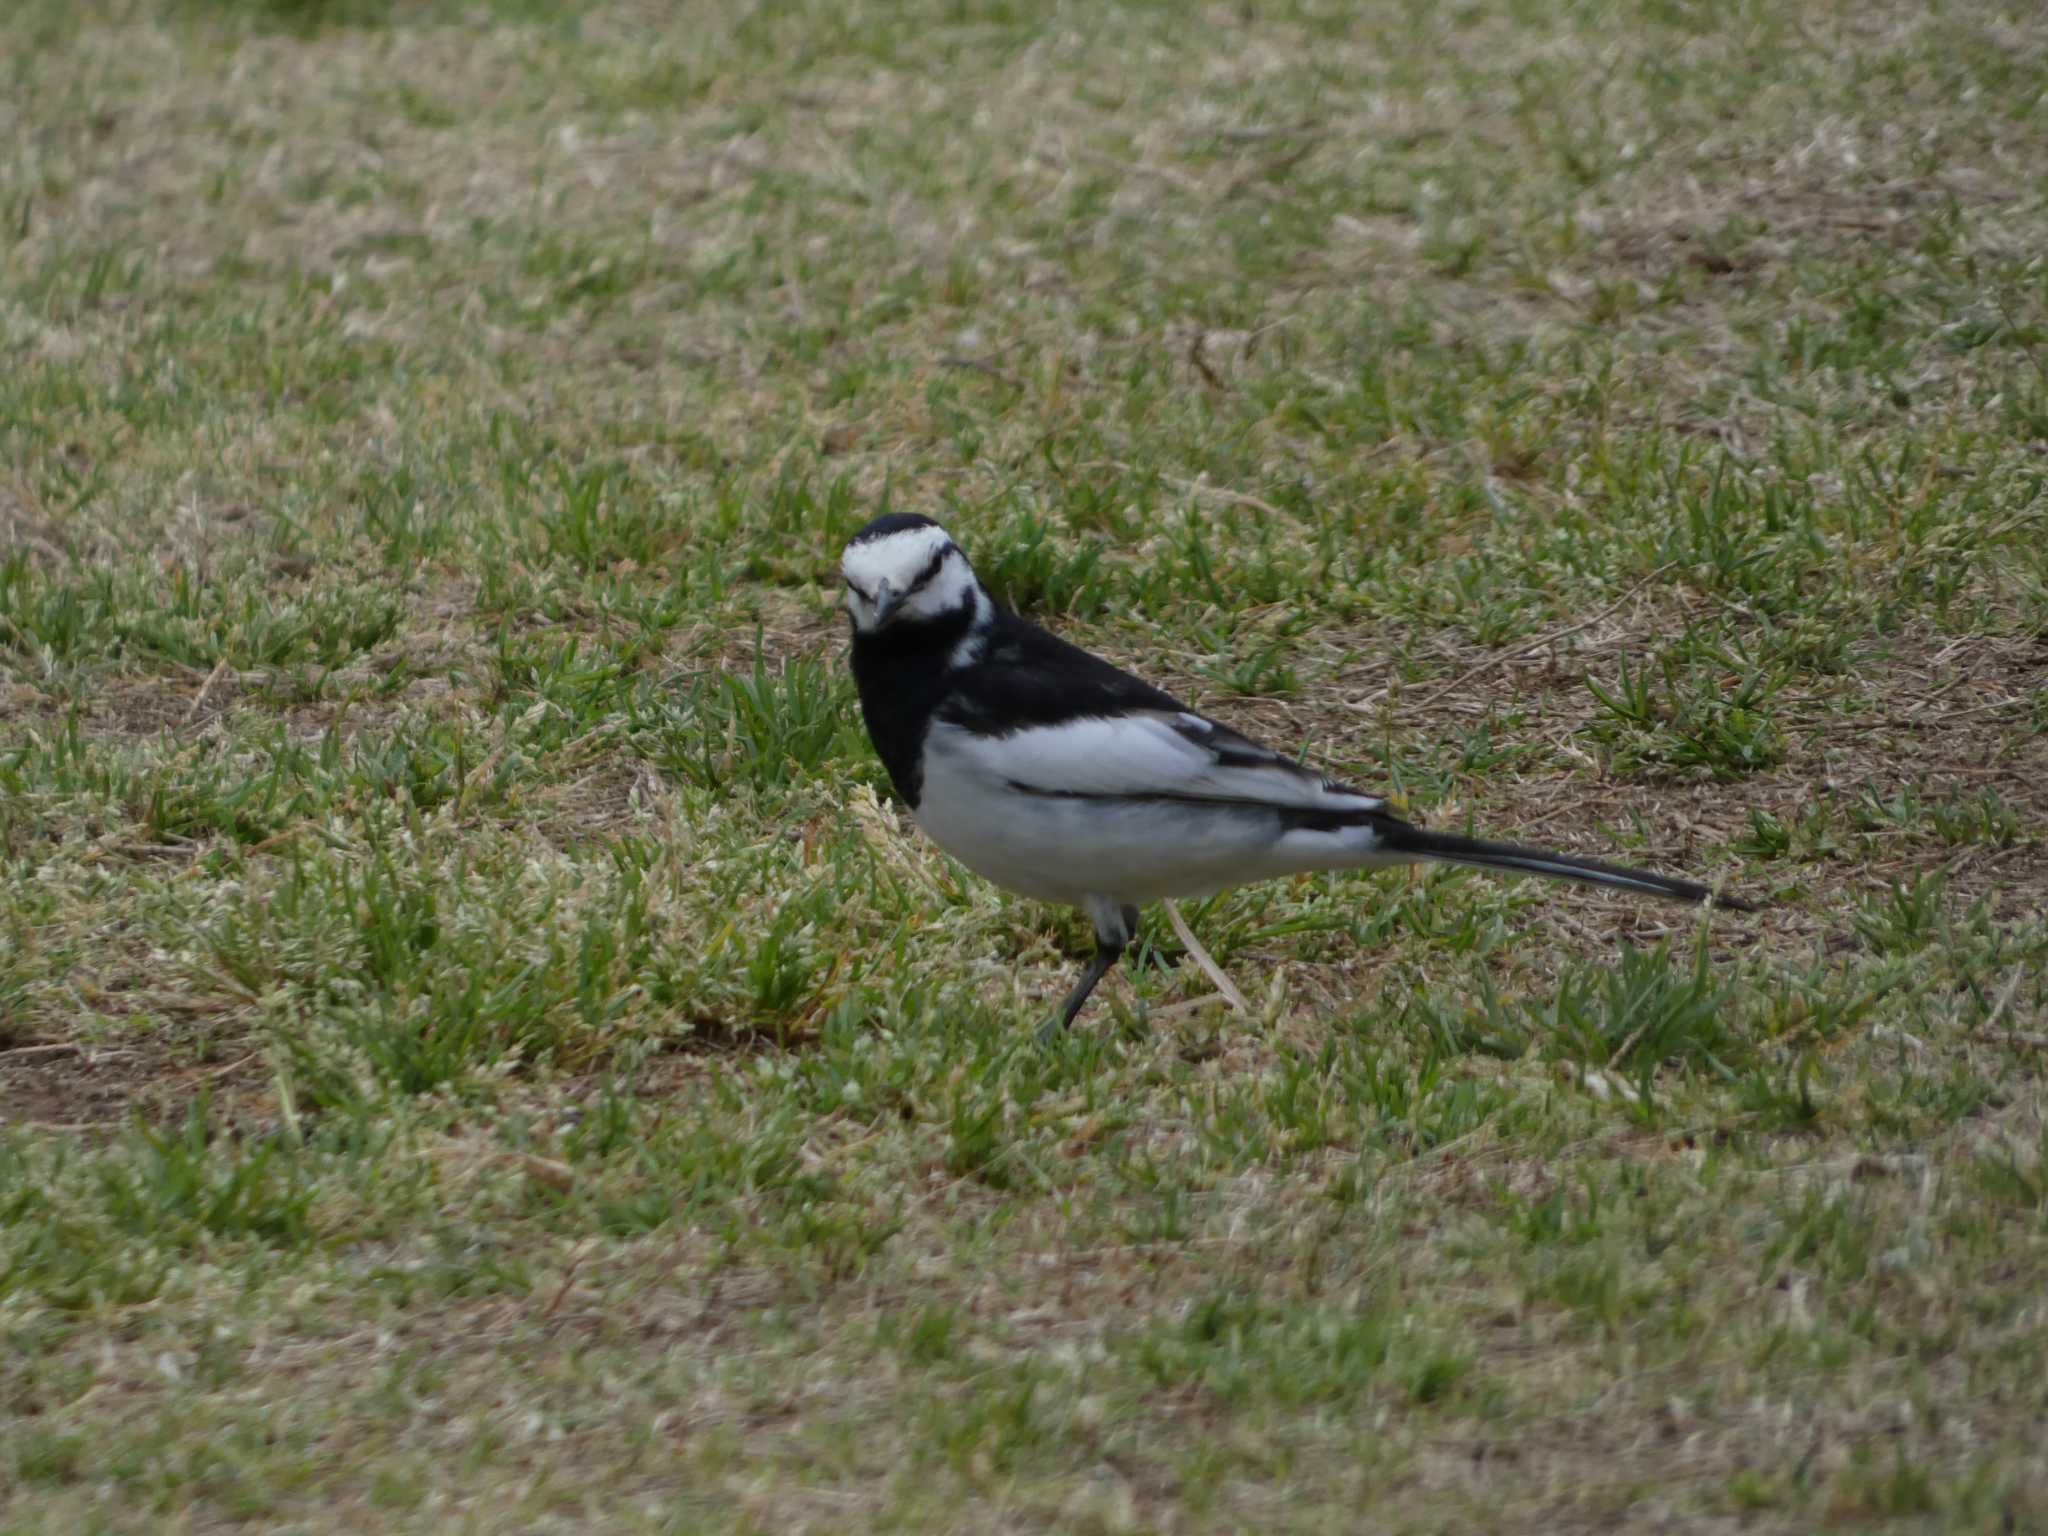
[847,587,984,808]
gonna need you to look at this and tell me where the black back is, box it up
[944,610,1370,799]
[851,581,1195,808]
[939,611,1184,734]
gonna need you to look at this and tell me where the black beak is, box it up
[871,577,902,627]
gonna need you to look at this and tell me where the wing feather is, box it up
[932,608,1382,812]
[936,709,1381,812]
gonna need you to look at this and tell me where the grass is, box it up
[2,0,2046,1529]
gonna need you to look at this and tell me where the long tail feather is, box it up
[1375,821,1756,912]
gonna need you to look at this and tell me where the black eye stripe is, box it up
[905,546,949,593]
[845,544,949,607]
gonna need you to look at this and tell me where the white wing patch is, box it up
[936,711,1382,812]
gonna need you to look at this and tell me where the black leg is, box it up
[1055,935,1126,1030]
[1039,904,1142,1041]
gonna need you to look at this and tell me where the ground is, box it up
[2,0,2046,1530]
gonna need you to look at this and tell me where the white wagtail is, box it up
[842,513,1754,1030]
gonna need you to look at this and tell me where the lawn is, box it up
[2,0,2045,1529]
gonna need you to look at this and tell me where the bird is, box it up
[840,512,1753,1032]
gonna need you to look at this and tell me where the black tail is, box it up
[1375,819,1756,912]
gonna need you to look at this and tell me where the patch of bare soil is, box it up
[0,1019,268,1135]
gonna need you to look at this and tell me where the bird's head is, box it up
[841,514,980,636]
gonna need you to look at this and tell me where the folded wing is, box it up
[942,706,1381,813]
[935,610,1385,813]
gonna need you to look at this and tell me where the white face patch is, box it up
[841,524,981,634]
